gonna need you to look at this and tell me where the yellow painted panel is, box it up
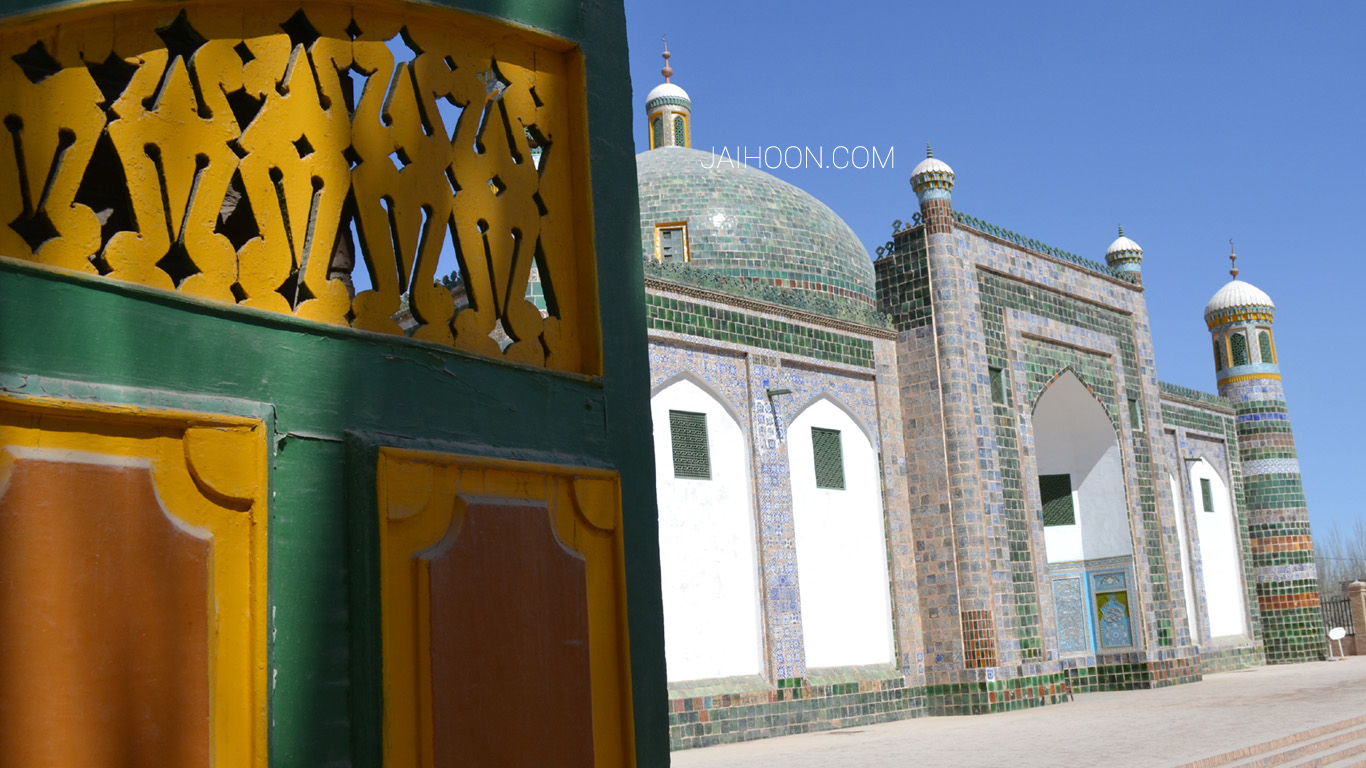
[378,447,634,767]
[0,393,268,767]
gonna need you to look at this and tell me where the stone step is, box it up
[1289,737,1366,768]
[1175,715,1366,768]
[1219,728,1366,768]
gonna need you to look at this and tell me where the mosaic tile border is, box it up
[667,674,924,751]
[646,291,877,369]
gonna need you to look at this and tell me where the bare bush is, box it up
[1314,519,1366,599]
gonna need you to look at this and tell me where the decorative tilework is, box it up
[638,147,876,315]
[1098,594,1133,648]
[961,609,998,668]
[1094,572,1126,591]
[1222,366,1326,664]
[666,671,924,751]
[1053,578,1087,654]
[645,292,875,368]
[647,313,915,690]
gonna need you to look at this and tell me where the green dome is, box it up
[637,147,875,313]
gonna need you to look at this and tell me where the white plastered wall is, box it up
[651,378,764,681]
[1169,472,1201,642]
[788,398,894,668]
[1033,372,1132,563]
[1189,458,1247,638]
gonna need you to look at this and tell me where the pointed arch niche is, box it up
[1033,371,1133,564]
[787,396,894,668]
[649,377,763,682]
[1188,458,1247,639]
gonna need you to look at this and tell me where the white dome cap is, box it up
[911,144,955,201]
[646,81,691,107]
[912,154,953,178]
[1204,243,1275,321]
[1106,228,1142,257]
[1205,279,1274,318]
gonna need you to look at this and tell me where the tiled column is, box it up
[1208,300,1325,664]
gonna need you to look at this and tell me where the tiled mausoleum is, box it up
[636,55,1327,750]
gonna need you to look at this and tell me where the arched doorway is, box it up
[650,378,764,681]
[1033,371,1138,655]
[1188,458,1247,639]
[788,397,893,668]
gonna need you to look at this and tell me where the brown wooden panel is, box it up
[427,500,595,766]
[0,457,210,767]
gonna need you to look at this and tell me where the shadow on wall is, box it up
[1033,372,1132,564]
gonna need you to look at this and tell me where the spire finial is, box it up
[1118,223,1124,237]
[661,35,673,82]
[1229,238,1239,280]
[926,142,933,159]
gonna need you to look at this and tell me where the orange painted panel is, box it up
[0,457,210,767]
[426,501,595,766]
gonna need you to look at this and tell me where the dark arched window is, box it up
[1259,331,1274,364]
[651,116,663,149]
[1213,338,1226,371]
[1230,332,1248,366]
[673,116,686,146]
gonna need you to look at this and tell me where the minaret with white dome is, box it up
[1105,225,1143,276]
[1204,242,1325,664]
[910,144,955,234]
[645,38,691,149]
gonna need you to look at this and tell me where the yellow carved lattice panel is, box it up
[0,3,598,374]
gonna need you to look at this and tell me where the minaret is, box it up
[910,143,955,234]
[1105,225,1143,277]
[645,37,691,149]
[1204,243,1325,663]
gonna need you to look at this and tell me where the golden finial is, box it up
[661,35,673,83]
[1229,238,1239,280]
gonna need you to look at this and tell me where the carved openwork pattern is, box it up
[1052,577,1087,654]
[1099,594,1132,648]
[0,5,593,372]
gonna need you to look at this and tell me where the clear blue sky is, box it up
[624,0,1365,538]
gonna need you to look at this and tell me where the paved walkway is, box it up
[671,657,1366,768]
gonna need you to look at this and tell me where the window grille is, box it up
[1200,477,1214,512]
[1039,473,1074,526]
[673,115,686,146]
[651,116,663,149]
[669,410,710,479]
[1214,339,1226,371]
[1259,331,1274,364]
[1230,332,1248,366]
[812,427,845,490]
[1129,397,1142,431]
[989,367,1007,405]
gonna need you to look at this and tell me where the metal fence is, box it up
[1321,596,1355,635]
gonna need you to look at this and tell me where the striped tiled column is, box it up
[1205,266,1326,663]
